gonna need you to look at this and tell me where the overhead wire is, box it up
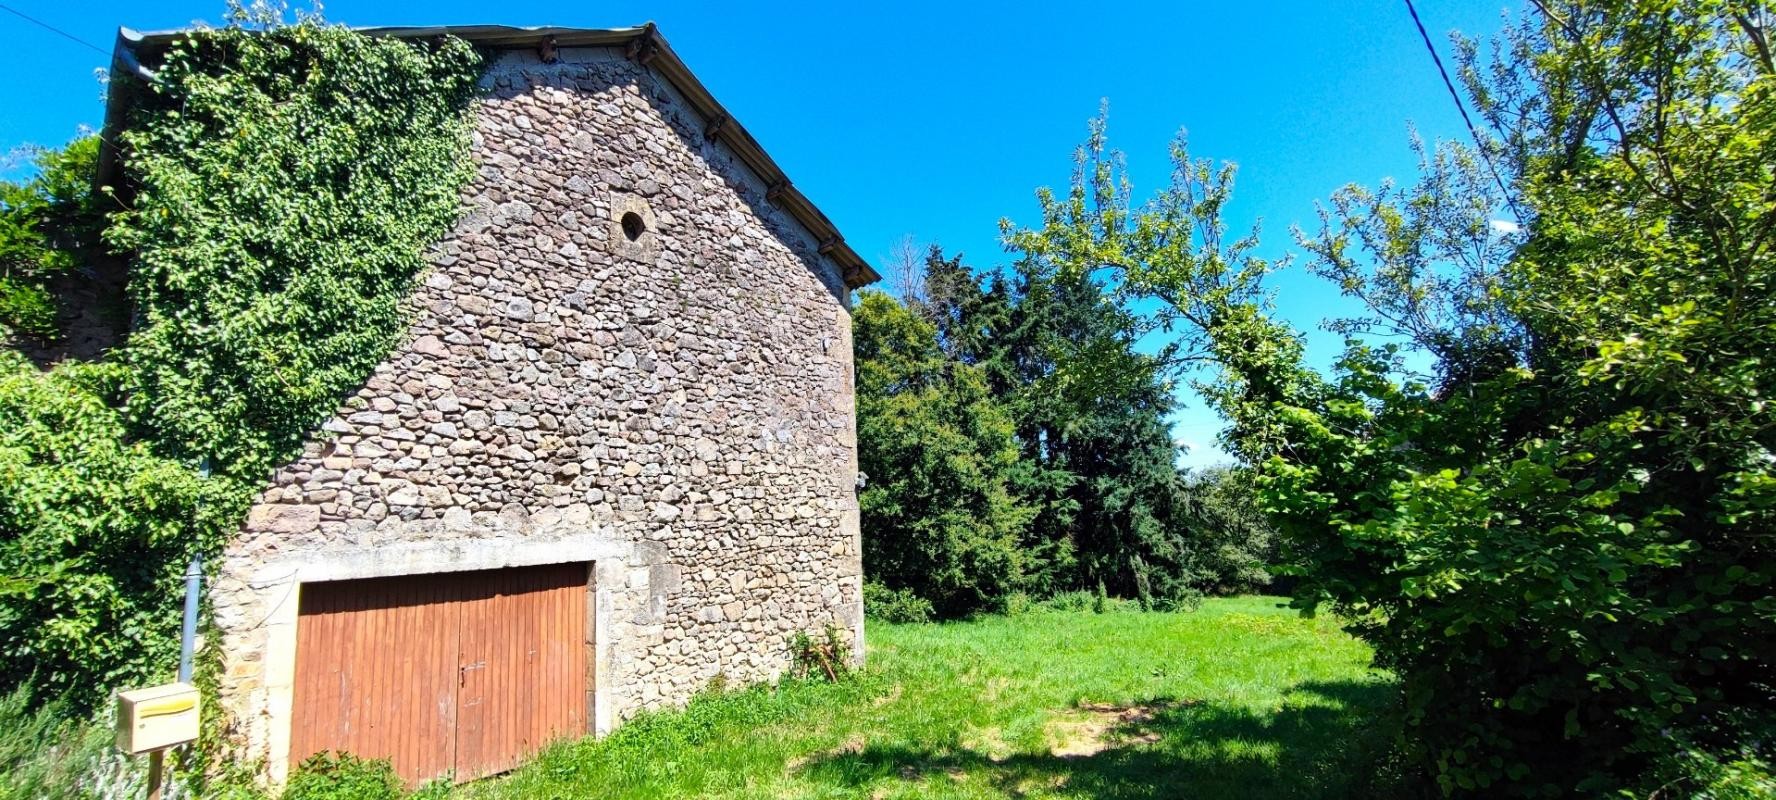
[0,2,108,55]
[1401,0,1527,226]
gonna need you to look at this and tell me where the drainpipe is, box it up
[178,459,209,683]
[177,554,201,683]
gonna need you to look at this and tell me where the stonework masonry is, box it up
[206,44,864,782]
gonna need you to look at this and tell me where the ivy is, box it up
[0,15,481,709]
[110,19,482,483]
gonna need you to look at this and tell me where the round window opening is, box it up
[620,211,646,242]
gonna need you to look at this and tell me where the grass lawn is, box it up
[457,596,1401,800]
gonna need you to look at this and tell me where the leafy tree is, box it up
[910,240,1204,603]
[1004,2,1776,794]
[854,290,1034,616]
[0,138,105,337]
[888,236,1274,605]
[1177,466,1275,595]
[991,135,1242,605]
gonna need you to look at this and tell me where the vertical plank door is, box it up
[290,563,589,786]
[453,562,589,780]
[290,573,458,784]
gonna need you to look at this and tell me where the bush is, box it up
[997,591,1035,616]
[862,582,933,624]
[0,355,232,706]
[1660,750,1776,800]
[0,279,57,338]
[1040,590,1096,613]
[281,752,403,800]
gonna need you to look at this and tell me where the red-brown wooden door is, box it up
[291,563,589,785]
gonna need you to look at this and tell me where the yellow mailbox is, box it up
[115,683,201,755]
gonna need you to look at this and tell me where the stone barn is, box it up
[108,23,876,787]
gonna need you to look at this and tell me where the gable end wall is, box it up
[207,46,863,783]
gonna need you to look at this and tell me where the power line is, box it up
[1401,0,1525,225]
[0,2,132,165]
[0,2,108,56]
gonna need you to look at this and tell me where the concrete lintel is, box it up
[252,531,632,585]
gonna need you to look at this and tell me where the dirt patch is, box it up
[872,683,903,707]
[1044,701,1181,759]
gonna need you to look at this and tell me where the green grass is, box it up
[456,596,1403,800]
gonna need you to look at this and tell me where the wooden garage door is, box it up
[290,563,589,785]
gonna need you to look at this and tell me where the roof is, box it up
[101,23,879,289]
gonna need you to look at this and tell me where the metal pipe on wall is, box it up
[178,552,201,683]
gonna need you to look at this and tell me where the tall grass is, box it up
[0,685,144,800]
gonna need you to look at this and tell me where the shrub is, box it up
[997,591,1035,616]
[0,685,136,800]
[1652,749,1776,800]
[0,355,232,705]
[0,279,57,338]
[1147,592,1203,613]
[862,582,933,624]
[281,752,403,800]
[1040,590,1096,613]
[788,625,852,682]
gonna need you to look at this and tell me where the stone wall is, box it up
[207,45,863,781]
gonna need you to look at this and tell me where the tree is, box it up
[896,238,1268,605]
[1177,466,1276,596]
[1004,2,1775,794]
[992,127,1253,605]
[853,290,1034,616]
[0,138,104,337]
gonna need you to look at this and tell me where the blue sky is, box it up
[1,0,1514,467]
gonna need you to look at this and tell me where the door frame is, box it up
[250,533,630,786]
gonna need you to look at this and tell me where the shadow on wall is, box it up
[796,680,1424,800]
[9,252,132,369]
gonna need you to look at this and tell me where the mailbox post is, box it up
[116,683,201,800]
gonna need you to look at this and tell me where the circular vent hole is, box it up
[620,211,646,242]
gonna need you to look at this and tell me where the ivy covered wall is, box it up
[0,18,482,708]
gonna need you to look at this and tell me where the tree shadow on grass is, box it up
[797,680,1421,800]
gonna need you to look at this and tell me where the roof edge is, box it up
[101,22,880,289]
